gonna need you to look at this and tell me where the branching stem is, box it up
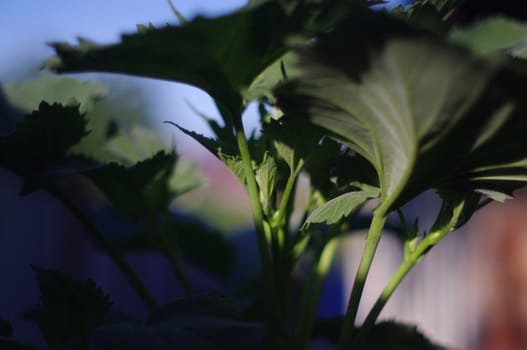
[234,119,281,340]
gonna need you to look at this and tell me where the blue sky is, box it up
[0,1,247,77]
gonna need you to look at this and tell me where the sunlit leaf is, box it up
[302,186,379,229]
[255,152,278,215]
[276,7,527,213]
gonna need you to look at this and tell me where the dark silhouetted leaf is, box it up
[44,2,294,119]
[30,265,112,348]
[84,151,176,218]
[314,319,447,349]
[0,101,88,176]
[92,297,265,350]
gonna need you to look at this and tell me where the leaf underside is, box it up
[276,7,527,213]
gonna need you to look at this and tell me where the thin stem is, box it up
[273,161,303,322]
[275,160,304,229]
[338,211,387,350]
[161,248,194,295]
[351,259,414,348]
[294,238,338,350]
[234,121,281,337]
[150,216,194,295]
[45,185,157,310]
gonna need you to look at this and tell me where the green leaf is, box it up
[44,2,293,119]
[302,186,379,229]
[167,122,248,185]
[4,74,107,113]
[244,52,300,101]
[30,265,112,348]
[84,151,176,218]
[103,125,171,164]
[171,159,206,196]
[264,116,322,172]
[276,8,527,213]
[255,152,278,215]
[0,101,88,176]
[449,15,527,57]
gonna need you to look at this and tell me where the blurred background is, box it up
[2,1,526,349]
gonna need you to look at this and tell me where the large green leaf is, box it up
[276,7,527,213]
[4,74,107,113]
[44,2,294,119]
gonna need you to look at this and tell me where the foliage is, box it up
[3,0,527,349]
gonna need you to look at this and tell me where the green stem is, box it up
[338,211,387,350]
[46,185,157,310]
[150,217,194,295]
[352,258,414,349]
[352,198,466,348]
[272,161,303,323]
[294,238,338,350]
[275,160,304,230]
[234,121,281,338]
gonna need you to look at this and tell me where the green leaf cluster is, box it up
[276,7,527,214]
[6,0,527,349]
